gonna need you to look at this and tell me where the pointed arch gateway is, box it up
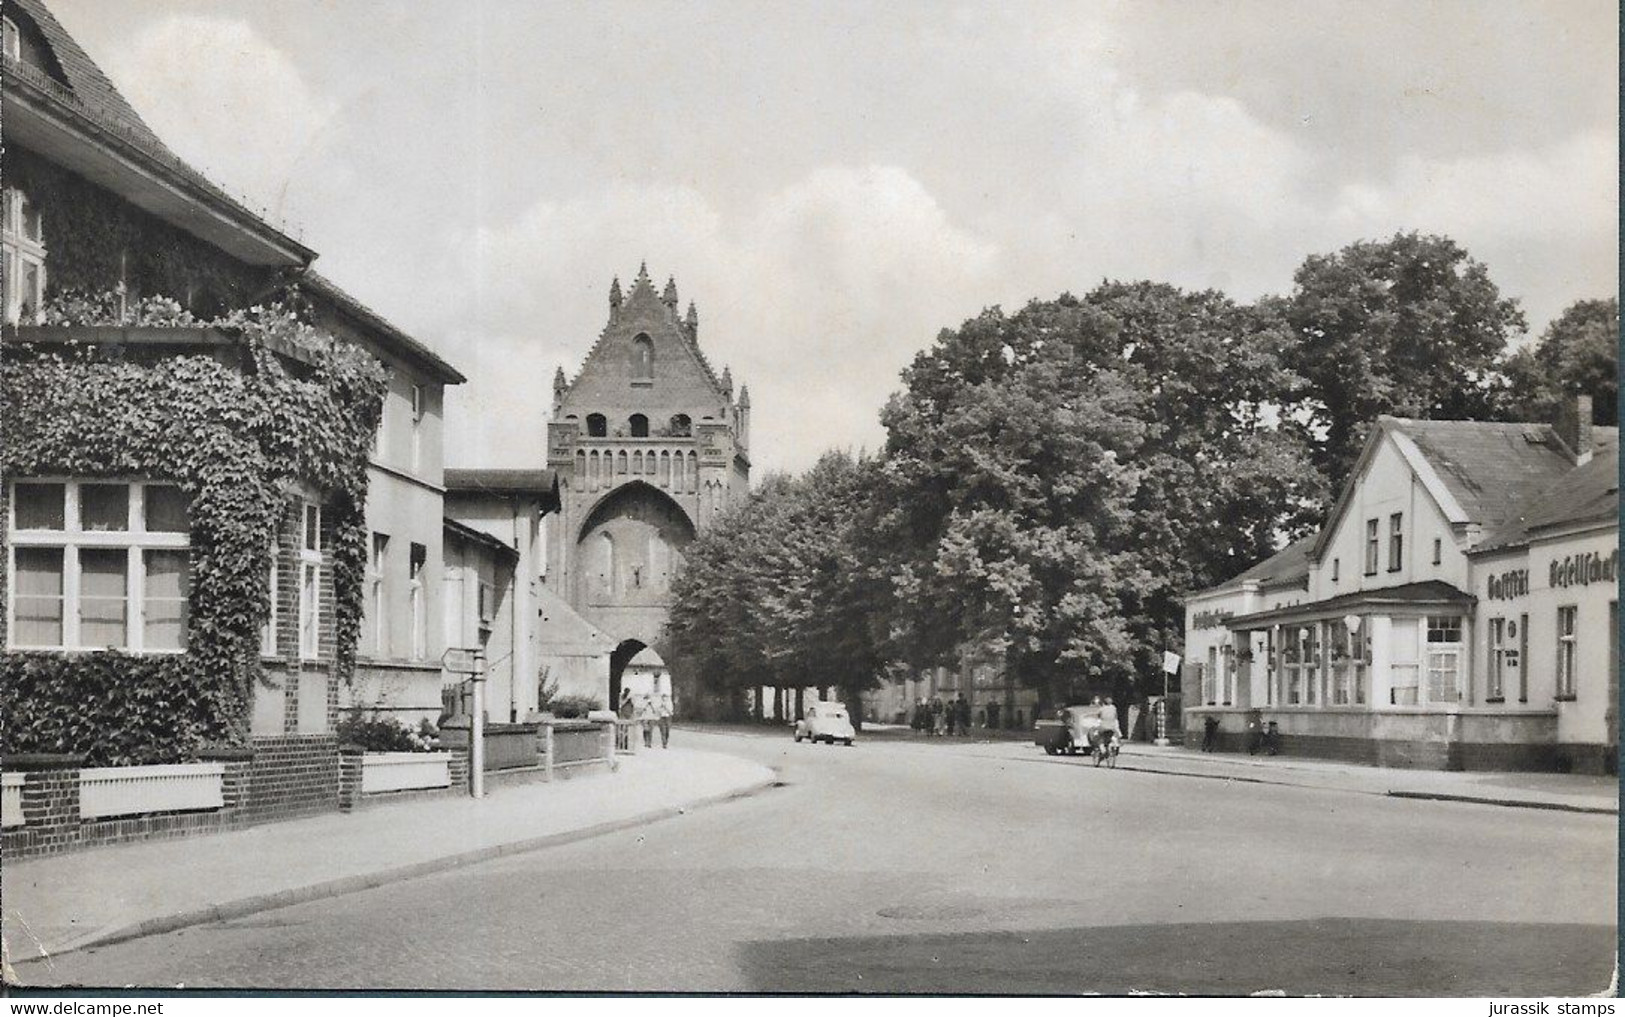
[574,480,697,650]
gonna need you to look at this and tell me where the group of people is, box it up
[617,687,674,749]
[912,694,974,737]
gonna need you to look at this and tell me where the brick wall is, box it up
[4,754,84,858]
[245,734,341,821]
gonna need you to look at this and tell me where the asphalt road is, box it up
[16,729,1617,995]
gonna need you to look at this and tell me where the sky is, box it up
[51,0,1620,477]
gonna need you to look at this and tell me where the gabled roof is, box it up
[1472,437,1620,554]
[1312,416,1595,560]
[6,0,313,266]
[300,272,465,385]
[1206,534,1316,596]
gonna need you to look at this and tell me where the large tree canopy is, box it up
[664,453,890,719]
[874,283,1323,706]
[1503,297,1618,427]
[1282,232,1526,492]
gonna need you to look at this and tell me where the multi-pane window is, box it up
[2,17,20,62]
[409,542,427,659]
[1364,519,1379,575]
[368,533,390,657]
[1556,606,1578,699]
[1330,618,1367,705]
[1425,615,1463,703]
[1388,513,1404,571]
[298,501,322,659]
[3,186,46,326]
[8,481,190,651]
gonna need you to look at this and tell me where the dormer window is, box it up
[3,187,46,325]
[2,18,20,63]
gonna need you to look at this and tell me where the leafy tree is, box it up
[874,283,1323,709]
[1282,232,1526,492]
[665,455,892,723]
[1503,297,1618,426]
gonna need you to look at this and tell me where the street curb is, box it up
[35,774,779,962]
[1383,790,1617,815]
[1025,754,1618,815]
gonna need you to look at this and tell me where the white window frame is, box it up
[368,532,390,657]
[409,541,427,660]
[1364,518,1379,575]
[410,384,426,474]
[3,186,47,326]
[297,501,322,660]
[1388,513,1404,572]
[1486,616,1506,701]
[1424,615,1464,704]
[7,480,190,653]
[2,18,19,63]
[1556,605,1578,700]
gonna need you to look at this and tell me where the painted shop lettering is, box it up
[1548,550,1617,590]
[1486,568,1529,601]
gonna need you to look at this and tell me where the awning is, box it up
[1226,580,1474,630]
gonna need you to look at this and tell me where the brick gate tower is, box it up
[544,265,750,701]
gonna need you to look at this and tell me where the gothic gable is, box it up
[557,266,729,427]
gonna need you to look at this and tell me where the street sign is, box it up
[442,647,483,675]
[1162,651,1182,675]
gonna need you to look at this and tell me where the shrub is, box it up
[336,713,438,753]
[544,695,604,720]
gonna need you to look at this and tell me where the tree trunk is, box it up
[795,686,805,721]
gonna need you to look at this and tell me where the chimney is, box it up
[1555,394,1594,465]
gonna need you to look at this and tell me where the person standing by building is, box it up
[617,687,636,751]
[945,698,958,736]
[656,692,673,748]
[956,695,972,737]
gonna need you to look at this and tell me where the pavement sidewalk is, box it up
[1,746,775,969]
[1101,742,1618,814]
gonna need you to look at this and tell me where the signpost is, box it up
[1156,650,1182,746]
[443,647,487,799]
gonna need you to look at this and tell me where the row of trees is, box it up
[666,232,1617,719]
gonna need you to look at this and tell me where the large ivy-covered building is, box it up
[0,0,471,828]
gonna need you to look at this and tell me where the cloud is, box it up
[100,14,341,233]
[442,165,1000,474]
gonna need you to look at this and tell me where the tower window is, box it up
[669,414,691,437]
[629,414,649,438]
[586,413,607,438]
[631,334,654,381]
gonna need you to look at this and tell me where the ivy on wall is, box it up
[6,148,274,319]
[0,294,386,766]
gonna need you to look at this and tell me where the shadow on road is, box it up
[738,917,1615,996]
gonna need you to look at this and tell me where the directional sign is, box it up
[441,647,482,675]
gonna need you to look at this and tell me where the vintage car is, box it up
[1033,705,1119,765]
[795,702,856,745]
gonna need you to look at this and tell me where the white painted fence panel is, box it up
[79,763,226,820]
[2,772,24,828]
[361,752,451,794]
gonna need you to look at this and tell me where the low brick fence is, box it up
[4,721,618,858]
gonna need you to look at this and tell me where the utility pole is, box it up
[471,646,487,799]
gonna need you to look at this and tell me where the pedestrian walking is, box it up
[955,695,972,737]
[637,693,656,748]
[930,697,945,737]
[616,687,636,751]
[657,692,673,748]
